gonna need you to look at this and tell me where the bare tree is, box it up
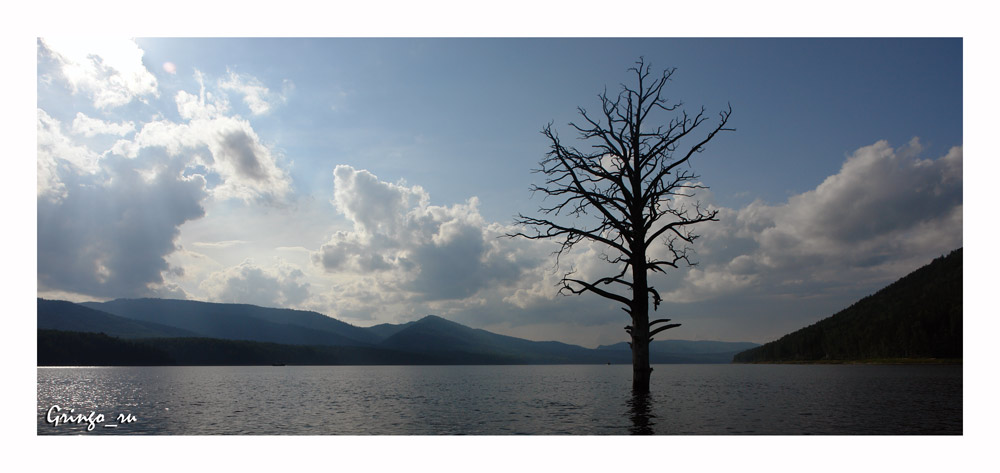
[510,58,733,393]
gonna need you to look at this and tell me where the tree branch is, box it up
[562,276,632,306]
[649,323,681,340]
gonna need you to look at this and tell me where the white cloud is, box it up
[111,77,292,201]
[176,70,231,121]
[218,69,288,116]
[70,112,135,137]
[38,47,291,205]
[200,259,310,308]
[37,151,209,299]
[36,53,294,299]
[750,138,961,273]
[330,165,428,238]
[37,109,100,200]
[38,38,158,109]
[313,166,534,307]
[661,138,963,303]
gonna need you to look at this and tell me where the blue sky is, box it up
[124,37,962,217]
[35,37,963,347]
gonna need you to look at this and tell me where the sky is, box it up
[34,37,964,347]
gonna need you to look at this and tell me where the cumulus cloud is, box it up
[313,166,534,306]
[37,110,101,173]
[37,41,295,302]
[37,109,104,200]
[70,112,136,137]
[331,165,428,236]
[38,38,158,109]
[755,138,960,264]
[660,138,963,303]
[37,46,210,298]
[111,74,292,201]
[200,259,310,308]
[177,71,232,120]
[37,151,208,298]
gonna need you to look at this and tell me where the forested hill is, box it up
[732,248,962,363]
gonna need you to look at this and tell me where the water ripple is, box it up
[37,364,961,435]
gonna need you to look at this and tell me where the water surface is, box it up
[37,364,961,435]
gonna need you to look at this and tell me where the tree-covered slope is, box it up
[37,329,440,366]
[38,330,174,365]
[733,249,962,363]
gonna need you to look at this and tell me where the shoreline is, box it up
[734,358,962,365]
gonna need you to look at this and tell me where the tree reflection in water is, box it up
[626,391,655,435]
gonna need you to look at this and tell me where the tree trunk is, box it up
[631,327,651,393]
[631,258,651,393]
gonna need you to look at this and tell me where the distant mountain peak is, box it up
[414,314,458,325]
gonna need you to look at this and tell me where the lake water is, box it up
[37,364,962,435]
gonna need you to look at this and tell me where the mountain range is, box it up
[37,297,757,365]
[38,247,963,366]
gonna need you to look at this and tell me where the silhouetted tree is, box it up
[511,59,733,392]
